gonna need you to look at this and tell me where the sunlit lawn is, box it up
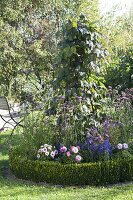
[0,131,133,200]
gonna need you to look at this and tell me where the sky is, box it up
[99,0,133,16]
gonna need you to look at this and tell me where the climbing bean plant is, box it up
[49,16,107,146]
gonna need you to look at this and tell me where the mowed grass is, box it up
[0,132,133,200]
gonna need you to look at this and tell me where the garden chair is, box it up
[0,96,29,135]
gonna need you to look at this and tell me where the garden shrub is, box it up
[9,148,133,186]
[104,47,133,90]
[100,87,133,146]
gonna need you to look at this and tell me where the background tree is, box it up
[99,5,133,91]
[0,0,99,104]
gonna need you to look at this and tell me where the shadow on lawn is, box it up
[0,179,133,200]
[0,131,20,152]
[0,131,20,172]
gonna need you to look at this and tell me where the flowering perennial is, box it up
[37,144,82,163]
[37,144,58,161]
[36,120,130,163]
[117,143,128,150]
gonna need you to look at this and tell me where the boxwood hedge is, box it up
[9,149,133,186]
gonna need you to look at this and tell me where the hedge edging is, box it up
[9,149,133,186]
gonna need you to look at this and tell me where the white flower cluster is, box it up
[117,143,128,150]
[37,144,58,159]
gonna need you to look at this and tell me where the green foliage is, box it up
[101,88,133,145]
[100,8,133,91]
[112,150,133,161]
[0,0,57,98]
[0,0,66,99]
[16,111,58,159]
[62,0,99,21]
[100,7,133,49]
[49,16,107,145]
[0,0,99,101]
[55,16,106,90]
[104,48,133,90]
[9,148,133,186]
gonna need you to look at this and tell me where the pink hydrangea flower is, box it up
[71,146,79,154]
[66,151,71,157]
[60,146,67,153]
[75,155,82,162]
[117,143,123,150]
[123,143,128,149]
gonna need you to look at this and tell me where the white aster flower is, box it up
[44,144,49,148]
[45,151,49,156]
[42,147,47,152]
[123,143,128,150]
[117,143,123,150]
[54,150,58,155]
[38,148,43,153]
[50,151,55,158]
[47,145,52,150]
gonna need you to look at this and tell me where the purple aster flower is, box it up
[38,147,47,153]
[122,96,129,100]
[86,132,91,138]
[93,128,98,134]
[59,96,65,99]
[60,146,67,153]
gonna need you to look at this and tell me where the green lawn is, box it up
[0,132,133,200]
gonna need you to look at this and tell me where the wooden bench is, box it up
[0,96,29,135]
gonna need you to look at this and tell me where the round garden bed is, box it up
[9,149,133,186]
